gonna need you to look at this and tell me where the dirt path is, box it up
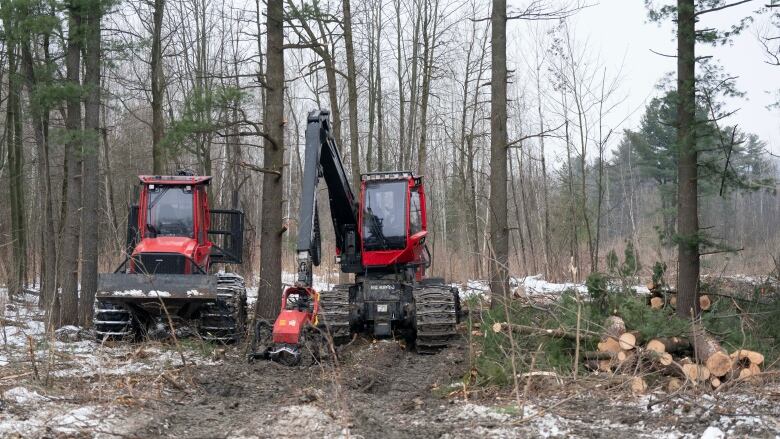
[127,339,471,438]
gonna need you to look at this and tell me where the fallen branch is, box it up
[491,322,599,341]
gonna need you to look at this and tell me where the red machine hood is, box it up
[133,236,198,257]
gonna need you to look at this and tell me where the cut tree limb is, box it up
[583,351,616,361]
[682,363,711,382]
[646,337,690,354]
[667,377,682,392]
[619,331,643,350]
[491,322,599,341]
[691,324,732,377]
[699,295,711,311]
[602,316,626,341]
[598,338,622,354]
[598,316,625,353]
[630,377,648,394]
[731,349,764,366]
[650,297,664,309]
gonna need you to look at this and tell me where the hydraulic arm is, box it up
[296,110,362,287]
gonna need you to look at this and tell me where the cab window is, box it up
[363,181,407,250]
[410,189,422,235]
[146,186,194,237]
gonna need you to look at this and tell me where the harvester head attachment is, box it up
[248,287,323,366]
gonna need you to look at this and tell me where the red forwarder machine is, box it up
[252,110,461,365]
[94,172,247,341]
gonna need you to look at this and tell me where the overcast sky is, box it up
[559,0,780,153]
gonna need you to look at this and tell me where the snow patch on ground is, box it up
[457,274,651,301]
[700,426,725,439]
[453,402,570,438]
[3,386,48,404]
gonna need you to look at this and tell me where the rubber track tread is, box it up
[414,285,458,354]
[198,273,247,343]
[317,284,351,344]
[94,301,135,340]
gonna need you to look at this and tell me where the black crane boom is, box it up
[296,110,362,287]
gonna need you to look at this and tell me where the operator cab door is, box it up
[193,186,212,269]
[408,183,428,279]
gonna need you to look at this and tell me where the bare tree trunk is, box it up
[375,0,384,171]
[417,0,438,176]
[489,0,509,305]
[405,8,421,170]
[563,90,579,280]
[79,1,101,327]
[466,135,480,277]
[151,0,166,174]
[255,0,285,320]
[343,0,361,187]
[366,1,376,173]
[20,28,56,321]
[517,150,537,273]
[508,149,527,273]
[676,0,700,318]
[535,65,551,278]
[394,0,405,169]
[60,6,83,327]
[5,40,26,300]
[285,0,343,150]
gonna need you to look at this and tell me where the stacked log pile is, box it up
[588,315,764,391]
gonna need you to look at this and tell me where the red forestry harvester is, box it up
[252,110,461,365]
[94,172,247,342]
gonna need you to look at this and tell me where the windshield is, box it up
[146,186,194,237]
[362,181,407,250]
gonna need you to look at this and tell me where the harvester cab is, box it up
[95,172,247,342]
[251,110,460,365]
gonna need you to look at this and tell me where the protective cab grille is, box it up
[134,253,187,274]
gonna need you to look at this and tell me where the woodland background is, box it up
[0,0,779,325]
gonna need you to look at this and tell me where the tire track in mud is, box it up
[129,339,469,438]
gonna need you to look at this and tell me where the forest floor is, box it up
[0,278,779,438]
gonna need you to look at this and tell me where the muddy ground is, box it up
[2,331,780,438]
[121,339,780,439]
[1,286,780,438]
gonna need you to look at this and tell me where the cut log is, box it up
[710,377,721,389]
[738,367,753,379]
[731,349,764,366]
[705,352,732,377]
[617,351,629,362]
[699,295,711,311]
[667,377,682,393]
[748,363,760,376]
[646,337,689,354]
[682,363,710,382]
[647,339,665,354]
[602,316,626,341]
[659,352,673,366]
[630,377,648,394]
[598,359,613,372]
[583,351,616,361]
[598,338,622,354]
[691,325,732,377]
[650,297,664,310]
[670,296,677,307]
[619,331,643,350]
